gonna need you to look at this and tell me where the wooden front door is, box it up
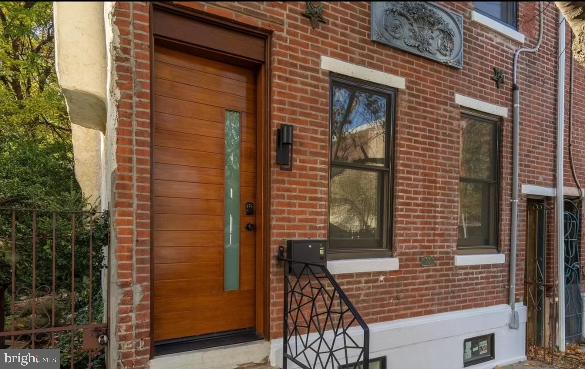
[152,46,257,342]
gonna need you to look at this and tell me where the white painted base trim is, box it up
[270,304,527,369]
[455,94,508,117]
[454,253,506,266]
[327,257,399,274]
[320,56,406,90]
[471,11,525,43]
[150,340,270,369]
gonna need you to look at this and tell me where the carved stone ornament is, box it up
[371,2,464,69]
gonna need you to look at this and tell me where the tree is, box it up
[557,2,585,67]
[0,1,82,210]
[0,5,107,365]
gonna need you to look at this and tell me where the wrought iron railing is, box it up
[564,199,583,344]
[0,208,109,368]
[278,248,369,369]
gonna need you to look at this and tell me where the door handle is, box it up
[245,223,256,231]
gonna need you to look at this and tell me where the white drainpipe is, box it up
[556,11,567,352]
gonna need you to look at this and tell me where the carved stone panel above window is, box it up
[371,2,464,69]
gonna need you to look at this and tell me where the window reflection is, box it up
[458,114,499,248]
[331,86,387,166]
[330,168,381,249]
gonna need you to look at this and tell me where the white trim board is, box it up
[454,253,506,266]
[471,10,525,43]
[455,94,508,117]
[320,56,406,89]
[327,257,399,274]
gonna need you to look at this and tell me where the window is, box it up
[474,1,518,29]
[329,75,395,258]
[463,334,495,367]
[458,113,500,250]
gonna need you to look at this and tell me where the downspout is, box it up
[556,11,567,352]
[509,1,544,329]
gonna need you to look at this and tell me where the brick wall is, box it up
[109,1,585,367]
[111,2,152,368]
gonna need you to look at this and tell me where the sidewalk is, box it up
[500,361,555,369]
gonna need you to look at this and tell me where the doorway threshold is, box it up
[154,328,262,356]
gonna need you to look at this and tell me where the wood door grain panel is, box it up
[154,261,222,281]
[154,214,223,231]
[155,79,255,113]
[154,246,222,264]
[154,291,254,315]
[153,45,257,342]
[153,197,223,215]
[153,230,254,248]
[153,180,255,201]
[154,95,225,122]
[155,60,255,97]
[153,231,224,247]
[153,146,256,171]
[154,129,224,154]
[154,112,256,137]
[153,163,255,186]
[155,47,254,83]
[153,292,255,340]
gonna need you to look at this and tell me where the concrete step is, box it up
[150,340,273,369]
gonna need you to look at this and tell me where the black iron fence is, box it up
[278,248,369,369]
[0,208,109,368]
[564,199,583,344]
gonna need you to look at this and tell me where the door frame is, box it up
[149,2,272,353]
[525,198,547,348]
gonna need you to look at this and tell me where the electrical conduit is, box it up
[509,1,544,330]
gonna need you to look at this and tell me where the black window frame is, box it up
[328,74,396,260]
[463,333,495,367]
[474,1,518,29]
[457,110,501,251]
[339,356,387,369]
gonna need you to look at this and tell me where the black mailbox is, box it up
[286,239,326,275]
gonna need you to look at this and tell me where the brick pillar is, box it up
[110,2,152,368]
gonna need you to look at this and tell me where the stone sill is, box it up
[471,10,525,43]
[454,253,506,266]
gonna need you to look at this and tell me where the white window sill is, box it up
[327,257,399,275]
[471,11,525,43]
[454,253,506,266]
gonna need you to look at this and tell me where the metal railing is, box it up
[0,208,109,368]
[278,248,369,369]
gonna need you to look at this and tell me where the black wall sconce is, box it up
[276,124,293,171]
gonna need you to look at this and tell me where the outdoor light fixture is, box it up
[276,124,293,170]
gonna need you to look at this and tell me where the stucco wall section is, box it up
[54,1,108,204]
[54,1,107,132]
[71,124,102,206]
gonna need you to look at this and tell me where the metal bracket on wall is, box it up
[302,2,327,29]
[492,67,505,89]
